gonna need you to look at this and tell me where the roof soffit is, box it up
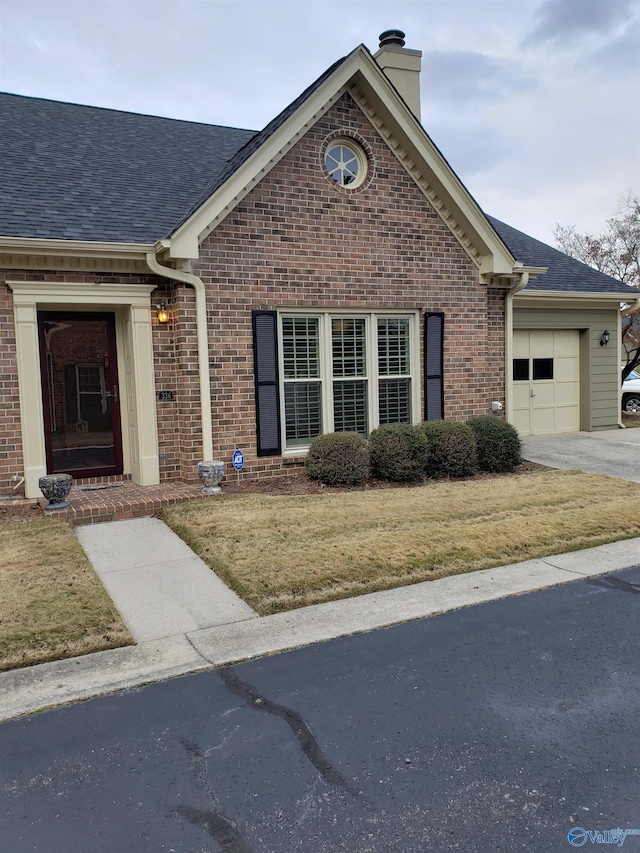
[167,47,516,276]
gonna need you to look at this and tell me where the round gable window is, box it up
[324,140,367,188]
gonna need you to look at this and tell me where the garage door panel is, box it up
[555,357,580,382]
[513,384,531,408]
[555,381,580,406]
[555,406,580,432]
[530,331,554,358]
[531,383,555,407]
[513,331,530,359]
[512,330,580,436]
[512,409,530,435]
[530,407,556,433]
[553,330,579,357]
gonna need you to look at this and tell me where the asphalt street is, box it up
[1,565,639,853]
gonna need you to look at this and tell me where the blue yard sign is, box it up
[232,449,245,471]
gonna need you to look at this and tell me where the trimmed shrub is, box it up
[369,423,429,482]
[306,432,370,486]
[420,420,478,478]
[467,416,522,473]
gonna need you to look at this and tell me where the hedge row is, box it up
[306,417,522,486]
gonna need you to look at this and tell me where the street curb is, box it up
[1,538,638,723]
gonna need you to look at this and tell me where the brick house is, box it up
[1,31,636,500]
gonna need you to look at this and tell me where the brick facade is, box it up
[0,94,506,494]
[194,94,506,479]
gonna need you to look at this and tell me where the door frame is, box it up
[7,280,160,498]
[37,310,124,478]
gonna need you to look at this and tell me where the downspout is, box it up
[145,252,214,462]
[505,271,529,425]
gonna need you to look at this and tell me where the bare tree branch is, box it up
[554,192,640,382]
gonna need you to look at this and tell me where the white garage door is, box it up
[512,330,580,436]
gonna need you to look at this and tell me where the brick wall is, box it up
[194,93,506,480]
[0,93,507,492]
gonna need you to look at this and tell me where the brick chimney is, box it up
[374,30,422,120]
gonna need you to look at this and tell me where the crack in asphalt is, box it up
[586,575,640,596]
[219,666,357,794]
[174,739,253,853]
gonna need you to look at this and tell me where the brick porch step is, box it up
[39,481,205,525]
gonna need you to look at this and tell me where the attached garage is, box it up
[512,329,580,435]
[489,217,637,438]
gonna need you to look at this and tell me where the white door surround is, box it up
[8,281,160,498]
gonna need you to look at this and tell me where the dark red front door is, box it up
[38,312,123,478]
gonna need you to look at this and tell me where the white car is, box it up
[622,369,640,413]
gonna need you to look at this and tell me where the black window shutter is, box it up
[424,312,444,421]
[252,310,281,456]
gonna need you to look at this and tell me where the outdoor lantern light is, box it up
[156,303,170,325]
[600,329,610,347]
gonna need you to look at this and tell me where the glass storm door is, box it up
[38,312,123,478]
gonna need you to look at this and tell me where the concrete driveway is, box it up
[522,429,640,482]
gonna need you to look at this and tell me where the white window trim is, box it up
[324,139,368,188]
[278,309,421,455]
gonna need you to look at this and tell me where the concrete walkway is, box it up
[522,429,640,482]
[75,518,257,641]
[1,512,639,722]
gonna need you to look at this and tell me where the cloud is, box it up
[591,19,640,73]
[425,119,516,178]
[528,0,636,46]
[421,49,533,107]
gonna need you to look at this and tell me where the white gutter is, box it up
[145,252,214,462]
[505,271,529,425]
[621,295,640,317]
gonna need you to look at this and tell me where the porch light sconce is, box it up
[600,330,610,347]
[156,303,170,325]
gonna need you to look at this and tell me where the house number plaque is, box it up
[158,391,174,401]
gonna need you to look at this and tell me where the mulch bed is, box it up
[221,460,550,497]
[0,461,551,523]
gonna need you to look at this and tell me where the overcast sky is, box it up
[1,0,638,244]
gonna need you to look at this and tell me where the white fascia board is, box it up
[515,290,633,309]
[350,54,516,275]
[168,49,372,260]
[0,235,155,260]
[168,46,516,276]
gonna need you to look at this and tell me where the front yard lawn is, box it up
[0,516,132,672]
[163,470,640,614]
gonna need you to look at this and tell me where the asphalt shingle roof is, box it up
[0,54,349,246]
[488,215,633,296]
[0,85,632,299]
[0,92,256,243]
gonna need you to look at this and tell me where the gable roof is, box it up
[1,46,517,277]
[0,61,632,299]
[488,216,634,296]
[0,92,255,243]
[173,54,350,233]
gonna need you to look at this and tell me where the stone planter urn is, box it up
[197,461,225,495]
[39,473,73,510]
